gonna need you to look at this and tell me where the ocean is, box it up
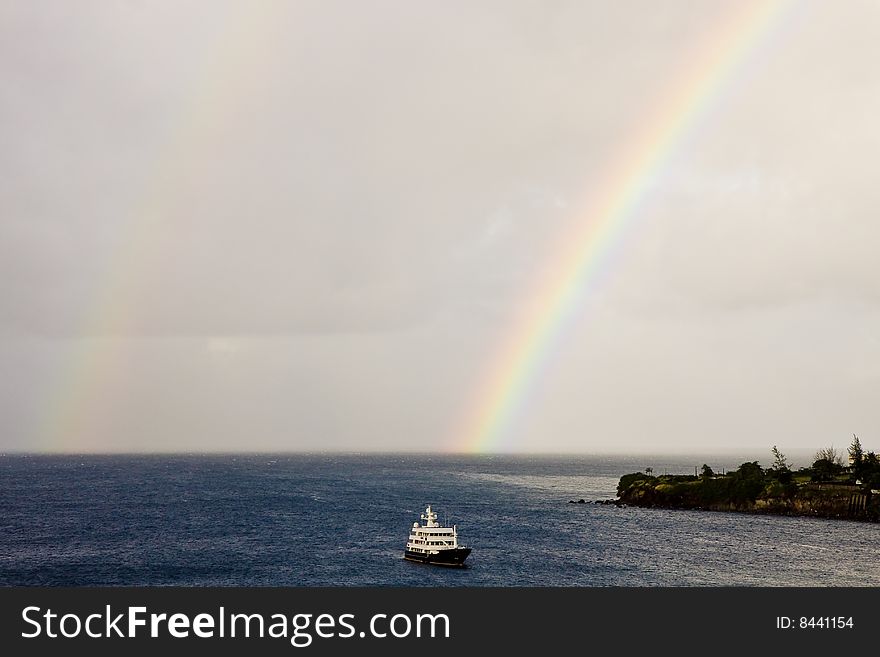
[1,453,877,586]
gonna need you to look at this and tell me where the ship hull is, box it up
[403,548,471,567]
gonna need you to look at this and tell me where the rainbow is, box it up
[453,0,799,452]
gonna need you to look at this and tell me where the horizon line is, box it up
[0,446,827,457]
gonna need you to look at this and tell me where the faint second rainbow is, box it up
[36,3,288,451]
[453,0,798,452]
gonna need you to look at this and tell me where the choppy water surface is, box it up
[1,453,877,586]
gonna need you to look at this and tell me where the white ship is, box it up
[403,505,471,567]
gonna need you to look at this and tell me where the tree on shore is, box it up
[769,446,792,484]
[811,445,846,482]
[848,434,864,467]
[771,446,789,470]
[700,464,714,479]
[864,452,880,489]
[811,458,842,482]
[730,461,765,502]
[814,446,844,467]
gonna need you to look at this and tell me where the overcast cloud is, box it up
[1,0,878,453]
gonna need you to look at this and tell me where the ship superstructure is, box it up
[403,505,471,567]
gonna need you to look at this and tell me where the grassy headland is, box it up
[616,438,880,522]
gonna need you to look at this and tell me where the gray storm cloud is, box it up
[1,1,878,452]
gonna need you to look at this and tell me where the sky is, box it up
[1,0,878,453]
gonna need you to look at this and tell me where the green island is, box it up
[615,436,880,522]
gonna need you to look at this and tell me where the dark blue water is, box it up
[2,453,878,586]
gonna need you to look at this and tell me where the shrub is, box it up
[617,472,653,497]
